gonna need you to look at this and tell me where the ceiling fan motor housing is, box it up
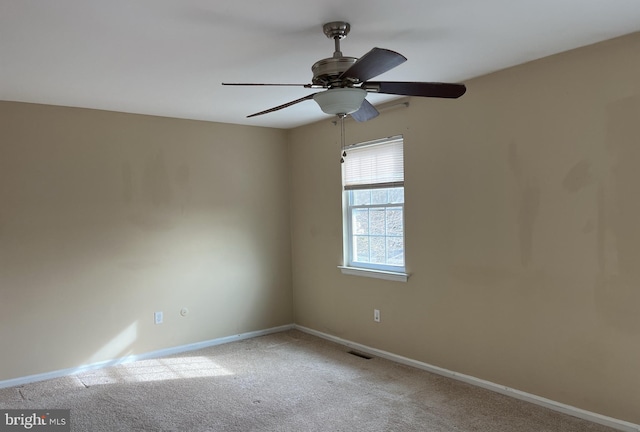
[311,57,358,86]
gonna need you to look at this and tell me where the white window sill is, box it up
[338,266,409,282]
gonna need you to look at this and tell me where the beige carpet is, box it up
[0,330,618,431]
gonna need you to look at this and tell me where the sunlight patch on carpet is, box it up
[78,356,233,386]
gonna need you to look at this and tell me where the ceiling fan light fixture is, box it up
[313,88,367,115]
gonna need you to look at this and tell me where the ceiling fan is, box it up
[223,21,466,122]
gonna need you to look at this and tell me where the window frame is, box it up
[339,135,409,282]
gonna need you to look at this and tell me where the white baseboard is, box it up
[0,324,294,390]
[294,324,640,432]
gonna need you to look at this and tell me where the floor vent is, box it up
[348,350,372,360]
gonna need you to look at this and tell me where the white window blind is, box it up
[343,136,404,190]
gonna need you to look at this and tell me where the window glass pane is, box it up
[353,209,369,235]
[354,236,370,262]
[386,237,404,265]
[352,190,371,205]
[369,208,385,235]
[347,191,405,269]
[371,189,389,205]
[388,188,404,204]
[386,207,403,236]
[370,236,386,263]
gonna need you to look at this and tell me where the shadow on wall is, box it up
[508,141,540,267]
[595,95,640,334]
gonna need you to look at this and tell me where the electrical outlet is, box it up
[154,311,163,325]
[374,309,381,323]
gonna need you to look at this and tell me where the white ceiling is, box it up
[2,1,640,129]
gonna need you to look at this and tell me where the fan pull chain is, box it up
[339,114,347,163]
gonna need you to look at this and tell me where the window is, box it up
[340,135,407,281]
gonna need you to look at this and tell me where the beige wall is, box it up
[289,32,640,424]
[0,102,293,380]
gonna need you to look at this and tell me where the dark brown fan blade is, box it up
[339,48,407,82]
[350,99,379,122]
[363,81,466,98]
[247,94,316,118]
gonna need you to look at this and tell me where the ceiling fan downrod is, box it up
[322,21,351,58]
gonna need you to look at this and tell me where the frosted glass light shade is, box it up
[313,88,367,115]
